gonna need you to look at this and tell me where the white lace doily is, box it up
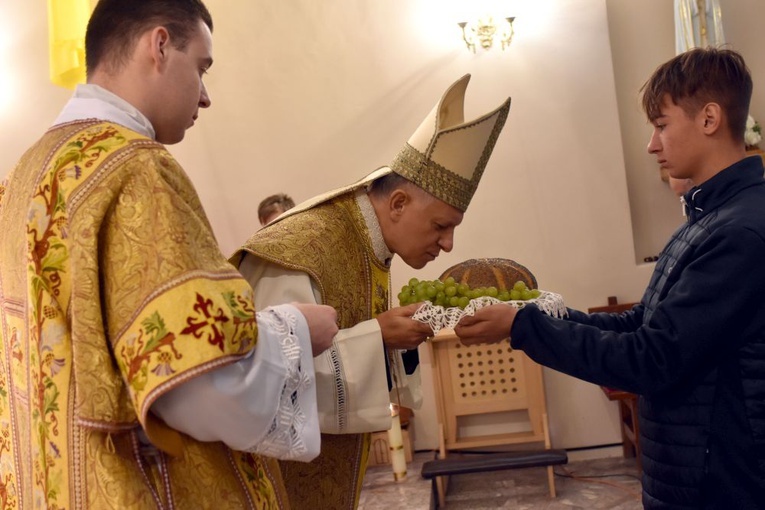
[411,290,567,335]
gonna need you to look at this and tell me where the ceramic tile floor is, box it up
[359,452,642,509]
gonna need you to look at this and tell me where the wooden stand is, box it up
[600,387,641,471]
[426,329,563,507]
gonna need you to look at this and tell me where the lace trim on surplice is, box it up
[245,307,313,460]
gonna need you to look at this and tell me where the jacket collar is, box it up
[682,156,764,223]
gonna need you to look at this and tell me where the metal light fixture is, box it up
[458,16,515,53]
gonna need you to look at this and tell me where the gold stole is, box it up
[234,192,390,510]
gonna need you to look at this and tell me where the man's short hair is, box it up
[258,193,295,224]
[368,172,439,207]
[85,0,213,76]
[367,172,412,198]
[641,48,753,141]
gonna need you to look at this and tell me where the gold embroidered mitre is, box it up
[389,74,511,212]
[265,75,511,225]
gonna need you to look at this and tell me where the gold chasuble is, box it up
[233,193,390,510]
[0,121,288,509]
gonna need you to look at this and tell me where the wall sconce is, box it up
[458,16,515,53]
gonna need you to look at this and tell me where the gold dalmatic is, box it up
[234,193,390,510]
[0,121,288,509]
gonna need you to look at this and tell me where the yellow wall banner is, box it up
[48,0,92,89]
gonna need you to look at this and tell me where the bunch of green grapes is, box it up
[398,277,541,309]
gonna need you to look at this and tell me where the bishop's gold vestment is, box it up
[0,121,290,509]
[232,193,392,510]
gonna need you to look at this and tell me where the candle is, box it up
[388,404,407,481]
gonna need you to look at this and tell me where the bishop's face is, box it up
[382,185,464,270]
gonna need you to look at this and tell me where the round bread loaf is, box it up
[439,258,537,290]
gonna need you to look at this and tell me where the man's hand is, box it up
[377,303,433,350]
[292,303,339,356]
[454,304,518,346]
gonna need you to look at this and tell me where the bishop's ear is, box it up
[388,189,410,221]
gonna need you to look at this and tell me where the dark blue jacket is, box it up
[511,156,765,508]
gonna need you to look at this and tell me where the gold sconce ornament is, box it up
[458,16,515,53]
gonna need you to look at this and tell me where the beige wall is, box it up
[3,0,761,453]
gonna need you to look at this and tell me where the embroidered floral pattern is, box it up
[373,281,388,317]
[25,125,126,508]
[180,293,230,351]
[118,290,258,393]
[234,453,282,508]
[0,378,18,509]
[119,312,180,392]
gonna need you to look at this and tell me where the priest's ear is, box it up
[135,25,172,74]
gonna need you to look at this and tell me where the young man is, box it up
[455,48,765,508]
[231,74,512,509]
[0,1,337,508]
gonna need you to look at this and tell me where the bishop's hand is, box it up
[377,303,433,351]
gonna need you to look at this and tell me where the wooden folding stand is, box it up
[600,386,641,471]
[423,329,567,508]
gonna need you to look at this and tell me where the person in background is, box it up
[230,74,512,509]
[454,48,765,509]
[0,1,337,508]
[258,192,295,226]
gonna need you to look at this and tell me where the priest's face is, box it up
[383,185,464,269]
[152,19,213,144]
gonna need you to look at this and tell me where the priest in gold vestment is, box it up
[231,74,512,509]
[0,1,338,508]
